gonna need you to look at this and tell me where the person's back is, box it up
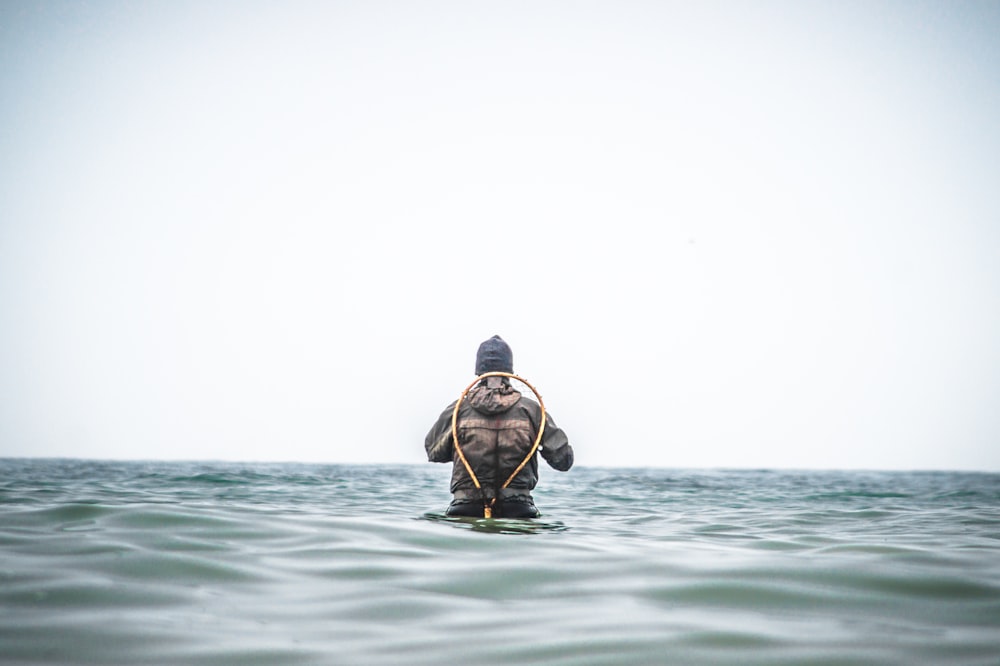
[425,335,574,518]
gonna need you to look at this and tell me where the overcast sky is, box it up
[1,1,998,471]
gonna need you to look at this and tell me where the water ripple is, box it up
[1,460,999,665]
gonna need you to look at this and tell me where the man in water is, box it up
[425,335,574,518]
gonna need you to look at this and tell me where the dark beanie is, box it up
[475,335,514,375]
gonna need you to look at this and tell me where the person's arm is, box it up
[425,401,458,463]
[539,412,574,471]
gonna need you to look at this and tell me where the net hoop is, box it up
[450,371,547,518]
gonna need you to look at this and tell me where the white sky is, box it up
[1,1,998,471]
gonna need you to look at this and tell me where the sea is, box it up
[1,459,998,666]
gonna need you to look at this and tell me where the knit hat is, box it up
[475,335,513,375]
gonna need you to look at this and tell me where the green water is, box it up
[1,459,998,665]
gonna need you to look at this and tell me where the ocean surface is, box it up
[1,459,998,665]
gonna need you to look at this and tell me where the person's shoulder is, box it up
[517,394,542,413]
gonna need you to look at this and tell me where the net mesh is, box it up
[450,372,548,517]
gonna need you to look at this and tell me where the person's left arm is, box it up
[425,401,458,463]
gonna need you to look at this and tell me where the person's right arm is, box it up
[539,412,574,471]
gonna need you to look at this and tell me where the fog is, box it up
[2,1,998,470]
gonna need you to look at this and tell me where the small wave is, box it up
[2,460,999,666]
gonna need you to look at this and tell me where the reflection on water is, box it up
[1,459,999,665]
[420,512,570,534]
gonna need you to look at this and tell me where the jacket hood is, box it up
[466,384,521,414]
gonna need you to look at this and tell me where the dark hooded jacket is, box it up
[425,381,574,502]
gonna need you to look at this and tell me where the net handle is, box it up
[450,371,548,517]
